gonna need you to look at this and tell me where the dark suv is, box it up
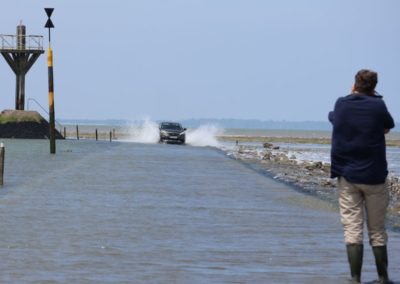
[159,122,186,144]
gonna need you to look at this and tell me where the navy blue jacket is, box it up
[329,93,394,184]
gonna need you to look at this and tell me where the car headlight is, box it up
[179,131,185,136]
[160,130,169,136]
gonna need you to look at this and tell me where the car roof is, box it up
[160,121,182,125]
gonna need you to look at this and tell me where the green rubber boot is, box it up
[372,246,391,284]
[346,244,363,283]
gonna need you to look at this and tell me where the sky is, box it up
[0,0,399,122]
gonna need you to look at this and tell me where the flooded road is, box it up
[0,140,398,283]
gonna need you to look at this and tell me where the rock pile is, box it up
[231,143,400,225]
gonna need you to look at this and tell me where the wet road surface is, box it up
[0,140,398,283]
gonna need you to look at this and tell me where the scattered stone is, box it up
[230,143,400,222]
[263,152,272,160]
[263,142,274,149]
[320,179,335,187]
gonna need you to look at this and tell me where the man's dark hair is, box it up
[354,69,378,94]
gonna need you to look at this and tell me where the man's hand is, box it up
[384,129,390,134]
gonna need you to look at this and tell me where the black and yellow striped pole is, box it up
[45,8,56,154]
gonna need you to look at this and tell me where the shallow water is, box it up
[0,139,399,283]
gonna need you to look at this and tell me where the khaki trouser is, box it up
[338,177,389,247]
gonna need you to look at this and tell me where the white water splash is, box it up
[186,125,222,148]
[126,119,222,148]
[127,119,160,143]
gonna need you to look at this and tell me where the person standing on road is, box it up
[329,69,395,284]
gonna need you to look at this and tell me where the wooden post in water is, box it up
[0,143,4,186]
[95,129,98,141]
[76,125,79,140]
[63,127,66,139]
[109,131,112,142]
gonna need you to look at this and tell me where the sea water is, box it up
[2,122,397,282]
[0,138,399,283]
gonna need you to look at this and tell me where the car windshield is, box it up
[160,123,182,130]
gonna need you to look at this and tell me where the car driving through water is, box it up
[159,122,186,144]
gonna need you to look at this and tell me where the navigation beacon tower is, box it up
[0,22,44,110]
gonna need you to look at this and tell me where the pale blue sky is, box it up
[0,0,399,121]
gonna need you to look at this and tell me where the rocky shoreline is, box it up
[228,142,400,230]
